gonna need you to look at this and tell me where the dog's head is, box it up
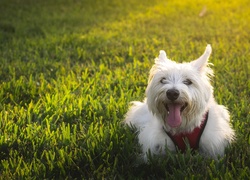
[146,45,213,132]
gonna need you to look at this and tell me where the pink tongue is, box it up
[166,104,182,127]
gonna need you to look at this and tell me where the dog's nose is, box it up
[166,89,180,101]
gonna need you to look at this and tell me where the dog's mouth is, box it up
[164,103,188,128]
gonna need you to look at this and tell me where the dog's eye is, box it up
[183,79,192,85]
[160,78,167,84]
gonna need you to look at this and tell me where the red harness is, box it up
[164,112,208,153]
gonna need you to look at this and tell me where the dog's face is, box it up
[146,45,213,130]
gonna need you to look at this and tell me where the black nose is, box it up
[166,89,180,101]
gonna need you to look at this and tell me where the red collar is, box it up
[164,111,209,153]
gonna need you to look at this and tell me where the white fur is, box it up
[125,45,235,160]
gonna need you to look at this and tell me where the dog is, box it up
[124,45,235,160]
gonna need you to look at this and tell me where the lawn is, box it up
[0,0,249,179]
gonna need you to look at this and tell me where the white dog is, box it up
[125,45,235,160]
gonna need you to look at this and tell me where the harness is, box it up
[164,111,209,153]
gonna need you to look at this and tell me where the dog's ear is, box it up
[159,50,168,61]
[191,44,212,72]
[155,50,172,64]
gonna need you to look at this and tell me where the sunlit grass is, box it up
[0,0,249,179]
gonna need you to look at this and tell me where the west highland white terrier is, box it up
[125,45,235,160]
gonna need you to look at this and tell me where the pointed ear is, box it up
[191,44,212,71]
[155,50,172,63]
[159,50,168,61]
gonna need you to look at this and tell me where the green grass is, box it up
[0,0,249,179]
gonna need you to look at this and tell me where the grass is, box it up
[0,0,249,179]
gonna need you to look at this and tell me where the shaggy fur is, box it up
[125,45,235,160]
